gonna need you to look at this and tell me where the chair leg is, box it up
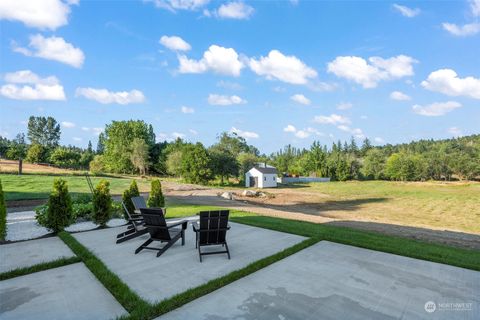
[198,245,202,262]
[181,229,185,246]
[225,242,231,260]
[135,238,152,254]
[157,233,181,257]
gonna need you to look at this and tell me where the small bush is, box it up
[38,179,74,233]
[0,179,7,240]
[72,193,92,204]
[89,155,105,175]
[122,180,140,219]
[147,179,165,208]
[92,179,112,227]
[111,201,124,219]
[72,202,93,220]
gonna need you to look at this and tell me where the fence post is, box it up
[18,158,23,175]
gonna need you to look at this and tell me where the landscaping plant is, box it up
[147,179,165,208]
[0,179,7,240]
[122,180,140,219]
[40,178,74,233]
[92,179,112,227]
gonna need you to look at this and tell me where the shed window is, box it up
[264,177,266,181]
[273,177,275,181]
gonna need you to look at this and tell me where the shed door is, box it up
[249,176,258,187]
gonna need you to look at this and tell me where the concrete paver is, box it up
[159,241,480,320]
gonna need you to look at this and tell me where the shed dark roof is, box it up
[252,166,277,174]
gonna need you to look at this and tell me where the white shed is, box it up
[245,166,278,188]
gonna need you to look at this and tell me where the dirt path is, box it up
[163,182,480,251]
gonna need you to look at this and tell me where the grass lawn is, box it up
[274,180,480,234]
[0,173,153,201]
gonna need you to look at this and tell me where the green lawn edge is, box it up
[229,211,480,271]
[0,256,81,281]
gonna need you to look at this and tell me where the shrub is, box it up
[72,202,93,220]
[111,201,124,219]
[92,180,112,227]
[0,179,7,240]
[72,193,93,204]
[26,143,47,163]
[147,179,165,208]
[122,180,140,219]
[89,155,106,175]
[38,179,74,233]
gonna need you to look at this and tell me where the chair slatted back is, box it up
[131,196,147,211]
[198,210,229,245]
[122,202,141,231]
[140,208,171,240]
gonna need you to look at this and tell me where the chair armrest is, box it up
[192,221,199,232]
[128,217,144,222]
[167,220,188,230]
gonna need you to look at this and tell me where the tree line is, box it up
[1,116,479,182]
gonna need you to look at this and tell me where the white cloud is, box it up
[73,137,82,142]
[0,70,66,101]
[172,132,186,139]
[327,55,417,88]
[421,69,480,99]
[208,94,246,106]
[374,137,385,144]
[393,4,420,17]
[284,125,323,139]
[412,101,462,117]
[448,126,463,137]
[61,121,75,128]
[75,87,145,105]
[313,114,351,125]
[290,94,311,105]
[13,34,84,68]
[81,127,104,135]
[148,0,209,11]
[283,125,296,133]
[471,0,480,17]
[390,91,411,101]
[230,127,259,139]
[181,106,195,113]
[0,0,77,30]
[442,22,480,36]
[159,35,191,51]
[216,80,243,90]
[249,50,317,85]
[337,102,353,110]
[212,1,254,19]
[178,45,244,76]
[337,125,365,139]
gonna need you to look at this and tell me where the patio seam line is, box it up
[0,256,81,281]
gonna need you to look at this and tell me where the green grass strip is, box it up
[58,231,150,314]
[124,237,318,320]
[0,256,81,281]
[230,212,480,271]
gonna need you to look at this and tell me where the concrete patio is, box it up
[72,220,306,303]
[0,263,128,320]
[160,241,480,320]
[0,237,75,273]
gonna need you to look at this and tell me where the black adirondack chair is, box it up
[116,202,148,244]
[135,208,187,257]
[131,196,166,216]
[192,210,231,262]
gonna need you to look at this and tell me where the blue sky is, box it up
[1,0,479,153]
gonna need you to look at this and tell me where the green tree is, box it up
[27,116,61,148]
[103,120,155,173]
[92,180,112,227]
[181,143,213,184]
[166,150,184,176]
[40,179,73,232]
[89,155,105,174]
[122,180,140,219]
[237,152,259,181]
[209,145,239,184]
[0,179,7,240]
[87,140,93,153]
[49,147,82,168]
[361,149,386,179]
[96,132,105,154]
[26,143,47,163]
[147,179,165,207]
[130,138,149,175]
[5,133,27,160]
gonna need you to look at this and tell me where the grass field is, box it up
[0,173,152,201]
[258,180,480,235]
